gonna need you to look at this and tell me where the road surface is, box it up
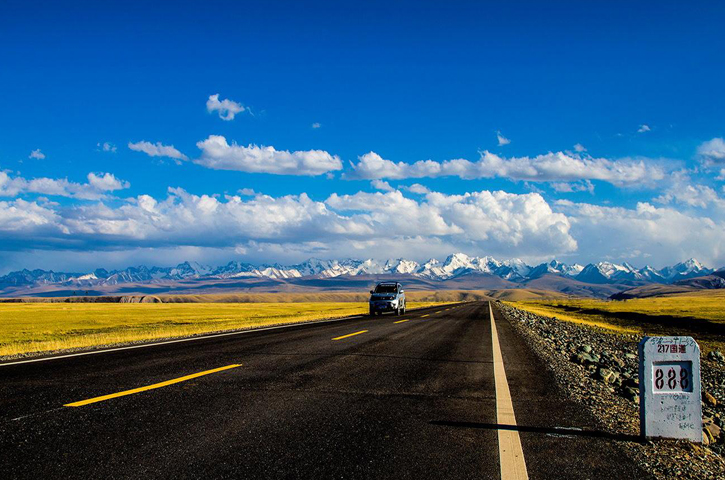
[0,302,649,479]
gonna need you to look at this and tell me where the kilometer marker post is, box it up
[639,336,702,442]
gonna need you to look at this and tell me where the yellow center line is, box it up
[394,319,409,324]
[332,330,368,341]
[420,314,430,318]
[64,364,242,407]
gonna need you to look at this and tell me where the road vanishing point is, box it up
[0,302,651,479]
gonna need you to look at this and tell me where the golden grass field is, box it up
[0,300,446,358]
[508,290,725,353]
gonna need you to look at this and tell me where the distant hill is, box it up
[611,271,725,300]
[0,253,721,299]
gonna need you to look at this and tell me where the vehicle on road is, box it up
[369,282,406,316]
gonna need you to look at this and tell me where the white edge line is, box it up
[0,304,448,367]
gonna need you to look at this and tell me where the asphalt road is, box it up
[0,302,650,479]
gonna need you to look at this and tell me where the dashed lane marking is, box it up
[64,364,242,407]
[332,330,368,341]
[393,319,409,324]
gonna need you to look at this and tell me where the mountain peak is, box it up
[0,255,717,293]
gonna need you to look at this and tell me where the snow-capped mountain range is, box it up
[0,253,718,290]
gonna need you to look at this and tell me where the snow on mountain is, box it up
[527,260,582,279]
[0,255,716,291]
[659,259,713,282]
[384,259,420,275]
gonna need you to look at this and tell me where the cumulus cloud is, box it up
[206,94,246,121]
[556,200,725,267]
[29,149,45,160]
[87,172,129,192]
[638,124,651,133]
[0,171,129,200]
[312,122,321,129]
[195,135,342,176]
[326,190,576,255]
[349,150,667,187]
[550,180,595,194]
[573,143,586,153]
[370,179,394,191]
[404,183,430,194]
[2,183,724,267]
[654,177,725,219]
[697,138,725,165]
[128,141,188,161]
[97,142,117,153]
[497,131,511,146]
[0,187,577,260]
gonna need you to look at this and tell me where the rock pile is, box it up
[497,301,725,479]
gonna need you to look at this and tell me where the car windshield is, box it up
[374,285,398,293]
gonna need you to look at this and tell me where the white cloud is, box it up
[573,143,586,152]
[128,141,188,161]
[556,200,725,267]
[206,94,246,121]
[497,131,511,146]
[0,199,62,234]
[29,149,45,160]
[697,137,725,165]
[638,124,651,133]
[87,172,129,192]
[312,122,321,129]
[97,142,117,153]
[349,150,668,187]
[3,185,724,267]
[717,169,725,181]
[195,135,342,176]
[0,171,129,200]
[550,180,594,194]
[405,183,430,194]
[653,176,725,216]
[0,187,576,260]
[326,190,576,256]
[371,179,394,192]
[238,188,256,196]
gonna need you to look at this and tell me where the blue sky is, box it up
[1,1,724,273]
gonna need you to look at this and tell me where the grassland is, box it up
[507,290,725,353]
[0,300,444,358]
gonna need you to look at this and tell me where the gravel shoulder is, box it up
[497,301,725,480]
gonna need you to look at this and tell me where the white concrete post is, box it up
[639,336,702,442]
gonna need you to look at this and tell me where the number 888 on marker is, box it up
[652,362,693,393]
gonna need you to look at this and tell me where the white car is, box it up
[369,282,406,316]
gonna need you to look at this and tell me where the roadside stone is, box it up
[708,351,725,362]
[705,421,721,442]
[625,353,637,360]
[571,351,599,366]
[596,367,619,385]
[580,345,593,354]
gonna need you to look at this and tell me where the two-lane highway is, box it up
[0,302,649,479]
